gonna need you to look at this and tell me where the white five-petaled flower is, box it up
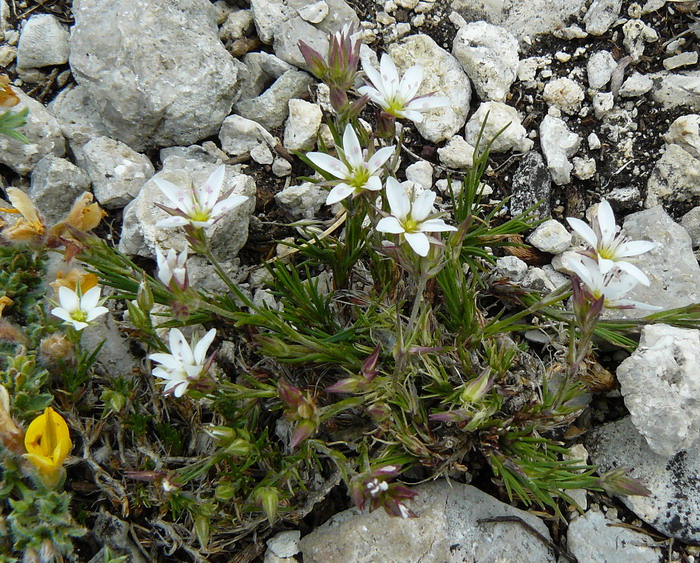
[376,177,457,257]
[149,328,217,398]
[306,124,395,205]
[564,254,659,310]
[51,285,109,331]
[358,54,450,123]
[566,200,655,286]
[156,247,188,289]
[154,165,248,229]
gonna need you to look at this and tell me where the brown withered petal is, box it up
[51,193,106,238]
[0,75,20,108]
[50,269,99,294]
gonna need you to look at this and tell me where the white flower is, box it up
[358,54,450,123]
[306,124,395,205]
[564,254,659,310]
[149,328,216,398]
[376,177,457,257]
[566,200,655,285]
[51,285,109,331]
[154,165,248,229]
[156,247,188,289]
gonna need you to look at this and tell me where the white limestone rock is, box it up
[29,156,91,226]
[437,135,475,169]
[619,72,653,97]
[297,1,328,24]
[617,324,700,457]
[70,0,238,151]
[266,530,301,559]
[583,0,622,36]
[680,206,700,248]
[275,183,327,219]
[573,157,596,180]
[527,219,572,254]
[79,137,154,209]
[273,15,329,70]
[622,19,658,58]
[663,52,698,71]
[619,206,700,317]
[539,115,581,185]
[387,34,471,143]
[0,88,65,175]
[250,143,273,165]
[496,255,528,282]
[118,159,255,261]
[219,114,275,157]
[16,14,69,69]
[405,161,433,191]
[465,102,532,154]
[300,481,555,562]
[592,91,615,119]
[283,99,322,152]
[586,50,617,90]
[250,0,291,44]
[510,151,552,220]
[587,416,700,543]
[663,115,700,160]
[235,69,315,131]
[219,9,254,43]
[649,71,700,112]
[452,21,519,102]
[568,509,663,563]
[449,0,587,40]
[646,144,700,207]
[543,77,584,114]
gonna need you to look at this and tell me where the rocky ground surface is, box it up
[2,0,700,561]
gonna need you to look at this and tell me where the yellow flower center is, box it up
[403,218,419,233]
[71,310,87,323]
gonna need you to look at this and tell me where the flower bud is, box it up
[40,333,74,363]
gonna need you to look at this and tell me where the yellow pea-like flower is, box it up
[23,407,72,486]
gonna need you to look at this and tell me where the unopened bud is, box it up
[137,279,154,312]
[215,482,237,502]
[460,371,493,404]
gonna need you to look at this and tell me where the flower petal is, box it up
[566,217,598,248]
[86,306,109,322]
[399,65,424,101]
[80,286,102,311]
[411,190,436,222]
[616,240,655,257]
[193,329,217,365]
[169,329,194,365]
[156,216,190,228]
[385,177,410,219]
[211,195,248,219]
[597,200,617,246]
[361,61,388,98]
[154,178,191,212]
[198,165,226,211]
[326,183,355,205]
[57,286,80,312]
[50,307,72,323]
[366,146,395,174]
[306,152,349,179]
[404,231,430,257]
[616,261,651,286]
[379,54,400,98]
[405,95,450,111]
[342,124,363,168]
[364,175,383,192]
[150,353,182,371]
[419,218,457,232]
[376,216,405,234]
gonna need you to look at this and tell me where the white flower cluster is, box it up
[564,200,657,309]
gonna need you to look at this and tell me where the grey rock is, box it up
[450,0,587,40]
[299,481,555,562]
[29,156,91,225]
[219,9,254,43]
[465,101,532,153]
[250,143,273,165]
[250,0,291,44]
[437,135,475,169]
[587,416,700,543]
[681,206,700,247]
[521,267,558,292]
[622,19,658,58]
[495,255,528,282]
[664,52,698,71]
[592,91,615,119]
[220,114,275,157]
[159,145,220,164]
[583,0,623,36]
[235,69,314,131]
[387,34,471,143]
[118,159,255,261]
[527,219,572,254]
[272,157,293,177]
[510,151,552,220]
[266,530,301,558]
[16,14,70,69]
[664,115,700,160]
[587,50,617,90]
[297,1,328,24]
[618,324,700,457]
[568,509,663,563]
[70,0,238,151]
[275,183,327,219]
[288,0,358,35]
[542,77,584,114]
[620,205,700,317]
[81,310,139,378]
[0,89,65,175]
[283,99,322,152]
[91,510,147,563]
[645,144,700,208]
[79,137,154,209]
[273,16,328,70]
[605,186,641,209]
[539,115,581,185]
[573,156,596,180]
[649,71,700,112]
[48,84,109,158]
[452,21,519,102]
